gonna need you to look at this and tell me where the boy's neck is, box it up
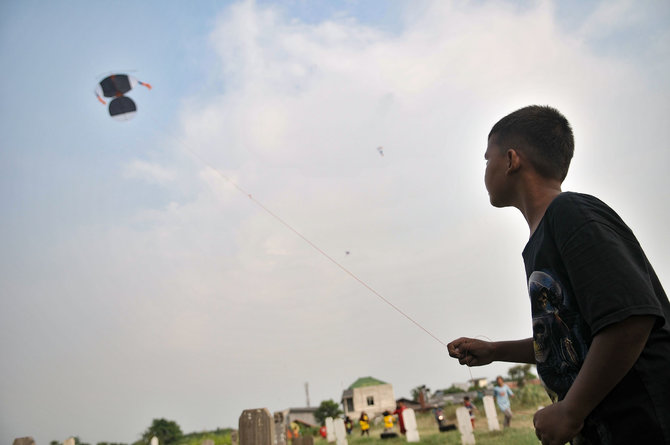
[515,181,563,236]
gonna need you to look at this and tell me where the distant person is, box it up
[290,421,300,438]
[433,407,445,427]
[393,402,406,435]
[492,377,514,428]
[382,410,394,432]
[463,396,478,428]
[359,411,370,436]
[447,105,670,444]
[344,416,353,435]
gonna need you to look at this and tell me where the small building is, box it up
[470,377,489,389]
[341,376,395,420]
[278,407,318,427]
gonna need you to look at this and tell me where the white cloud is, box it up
[3,1,669,442]
[123,159,176,185]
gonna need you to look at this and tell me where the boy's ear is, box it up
[505,148,522,174]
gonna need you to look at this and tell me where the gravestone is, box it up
[274,412,287,445]
[13,438,36,445]
[325,417,335,443]
[402,409,420,443]
[231,430,239,445]
[240,408,273,445]
[151,437,159,445]
[483,396,500,431]
[64,438,76,445]
[202,440,215,445]
[333,417,347,445]
[456,407,475,445]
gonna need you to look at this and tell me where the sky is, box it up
[1,0,669,443]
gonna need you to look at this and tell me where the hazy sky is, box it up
[2,0,669,443]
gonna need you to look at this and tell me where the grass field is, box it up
[337,409,541,445]
[174,385,552,445]
[176,409,542,445]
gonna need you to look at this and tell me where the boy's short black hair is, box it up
[488,105,574,182]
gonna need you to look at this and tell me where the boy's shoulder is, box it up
[545,192,624,230]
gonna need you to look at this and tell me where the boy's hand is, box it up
[447,337,495,366]
[533,402,583,445]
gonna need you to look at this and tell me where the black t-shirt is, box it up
[522,192,670,444]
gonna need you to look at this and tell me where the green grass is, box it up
[170,385,550,445]
[329,410,540,445]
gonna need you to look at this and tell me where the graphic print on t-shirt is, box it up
[529,270,588,402]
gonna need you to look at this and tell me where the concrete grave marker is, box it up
[325,417,335,442]
[334,418,347,445]
[402,409,420,443]
[239,408,273,445]
[231,430,239,445]
[202,440,214,445]
[150,437,159,445]
[274,412,287,445]
[483,396,500,431]
[64,438,76,445]
[13,438,36,445]
[456,406,475,445]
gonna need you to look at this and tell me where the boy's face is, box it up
[484,134,511,207]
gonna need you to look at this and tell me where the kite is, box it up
[377,146,384,157]
[95,74,152,121]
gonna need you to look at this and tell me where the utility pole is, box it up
[305,382,311,407]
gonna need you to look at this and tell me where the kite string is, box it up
[148,118,450,349]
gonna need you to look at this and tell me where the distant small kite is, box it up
[95,74,152,121]
[377,146,384,157]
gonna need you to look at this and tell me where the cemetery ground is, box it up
[175,409,540,445]
[173,387,547,445]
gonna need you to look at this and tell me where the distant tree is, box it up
[314,399,343,425]
[410,385,430,402]
[141,418,183,445]
[441,385,464,394]
[508,364,537,387]
[50,441,60,445]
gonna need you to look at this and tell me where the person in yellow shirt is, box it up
[383,411,394,432]
[359,412,370,436]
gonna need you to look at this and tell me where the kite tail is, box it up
[96,94,106,105]
[138,81,152,90]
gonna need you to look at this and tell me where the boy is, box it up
[463,396,478,428]
[492,376,514,428]
[447,105,670,445]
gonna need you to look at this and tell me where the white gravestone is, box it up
[402,408,420,443]
[150,437,159,445]
[325,417,335,443]
[334,418,347,445]
[64,438,76,445]
[456,407,475,445]
[483,396,500,431]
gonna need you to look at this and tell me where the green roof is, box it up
[348,376,387,389]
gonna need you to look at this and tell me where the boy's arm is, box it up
[533,315,655,445]
[448,337,535,365]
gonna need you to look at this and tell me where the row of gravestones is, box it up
[13,396,502,445]
[238,396,505,445]
[237,407,428,445]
